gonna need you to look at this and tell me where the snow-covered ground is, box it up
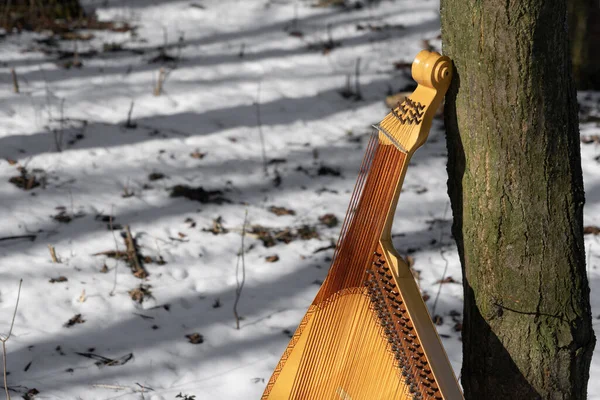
[0,0,598,399]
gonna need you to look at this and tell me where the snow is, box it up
[0,0,597,399]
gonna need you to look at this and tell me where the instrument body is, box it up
[263,51,463,400]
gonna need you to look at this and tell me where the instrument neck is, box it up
[313,141,409,302]
[380,151,412,243]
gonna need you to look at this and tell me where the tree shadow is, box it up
[0,78,393,159]
[7,4,438,82]
[3,215,469,398]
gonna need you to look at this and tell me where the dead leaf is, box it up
[265,255,279,263]
[185,217,196,228]
[436,276,459,284]
[268,206,296,216]
[190,149,206,159]
[49,276,68,283]
[170,185,230,204]
[317,165,341,177]
[9,173,40,190]
[128,284,153,304]
[203,216,228,235]
[319,213,338,228]
[64,314,85,327]
[313,243,336,253]
[75,351,133,367]
[297,225,319,240]
[52,210,85,223]
[148,172,165,181]
[268,158,287,165]
[186,332,204,344]
[23,388,39,400]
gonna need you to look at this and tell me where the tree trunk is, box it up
[440,1,595,399]
[568,0,600,90]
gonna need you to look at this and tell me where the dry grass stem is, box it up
[11,68,18,93]
[48,244,60,263]
[233,210,248,329]
[154,67,166,96]
[2,279,23,400]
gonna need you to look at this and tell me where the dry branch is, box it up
[124,225,148,279]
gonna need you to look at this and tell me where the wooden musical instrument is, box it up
[262,50,463,400]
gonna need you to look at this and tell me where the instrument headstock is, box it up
[375,50,452,153]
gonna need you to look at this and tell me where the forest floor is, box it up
[0,0,598,399]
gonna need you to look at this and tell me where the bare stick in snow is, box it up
[354,57,362,100]
[256,81,268,176]
[48,245,60,263]
[109,208,120,296]
[154,68,166,96]
[233,211,248,329]
[11,68,18,94]
[0,235,36,242]
[124,225,148,278]
[2,279,23,400]
[53,98,66,152]
[125,101,136,129]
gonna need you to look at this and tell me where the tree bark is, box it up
[568,0,600,90]
[440,1,595,399]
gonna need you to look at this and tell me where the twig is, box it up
[233,210,248,329]
[2,279,23,400]
[154,67,166,96]
[162,26,168,52]
[91,384,128,391]
[124,225,148,278]
[122,177,134,197]
[255,81,268,176]
[0,235,36,242]
[125,101,136,129]
[53,98,66,152]
[10,68,18,94]
[48,245,60,263]
[109,208,120,296]
[354,57,362,100]
[135,382,154,392]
